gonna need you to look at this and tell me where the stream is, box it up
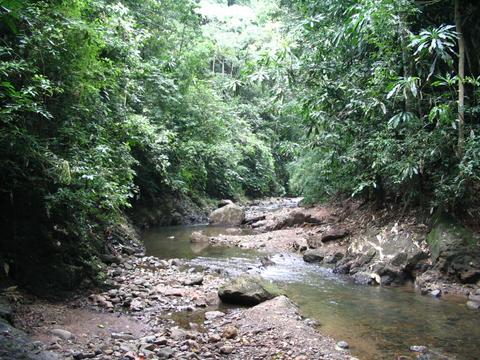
[143,224,480,360]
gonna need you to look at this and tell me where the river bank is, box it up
[3,244,354,359]
[2,197,480,360]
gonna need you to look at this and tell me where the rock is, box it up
[303,249,324,263]
[466,301,480,310]
[111,332,136,341]
[51,328,74,340]
[208,333,221,343]
[324,252,344,264]
[469,294,480,302]
[321,228,348,243]
[218,199,234,207]
[156,347,175,359]
[222,325,238,339]
[121,246,138,255]
[336,341,349,349]
[169,327,187,341]
[0,297,13,323]
[73,351,96,359]
[460,269,480,283]
[410,345,428,353]
[100,254,121,265]
[427,215,480,283]
[209,203,245,226]
[220,345,234,354]
[190,231,209,243]
[129,298,144,311]
[260,256,276,267]
[182,274,204,286]
[204,311,225,320]
[352,272,375,285]
[430,289,442,298]
[225,227,243,235]
[218,276,281,306]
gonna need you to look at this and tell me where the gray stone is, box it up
[204,311,225,320]
[303,249,324,263]
[466,301,480,310]
[321,228,348,243]
[218,276,281,306]
[50,328,74,340]
[336,341,349,349]
[430,289,442,298]
[410,345,428,353]
[190,231,209,243]
[182,274,204,286]
[111,332,136,341]
[209,203,245,226]
[156,347,175,359]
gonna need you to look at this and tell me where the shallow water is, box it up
[143,225,480,360]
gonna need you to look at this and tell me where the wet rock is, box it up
[204,311,225,320]
[218,276,281,306]
[51,328,74,340]
[336,341,349,349]
[190,231,209,243]
[430,289,442,298]
[209,203,245,226]
[352,272,375,285]
[260,256,276,267]
[321,228,348,243]
[466,301,480,310]
[302,249,324,263]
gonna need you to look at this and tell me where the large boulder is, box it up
[190,231,209,243]
[209,203,245,226]
[427,215,480,283]
[218,276,281,306]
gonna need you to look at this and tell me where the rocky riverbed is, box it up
[207,198,480,304]
[4,249,355,360]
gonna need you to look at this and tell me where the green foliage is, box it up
[284,0,480,211]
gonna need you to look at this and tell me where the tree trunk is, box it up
[455,0,465,157]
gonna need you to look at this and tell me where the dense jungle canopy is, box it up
[1,0,479,288]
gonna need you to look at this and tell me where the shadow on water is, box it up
[143,225,480,360]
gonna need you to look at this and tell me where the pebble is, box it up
[410,345,428,353]
[430,289,442,297]
[336,341,349,349]
[111,332,136,341]
[220,345,234,354]
[222,325,238,339]
[204,311,225,320]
